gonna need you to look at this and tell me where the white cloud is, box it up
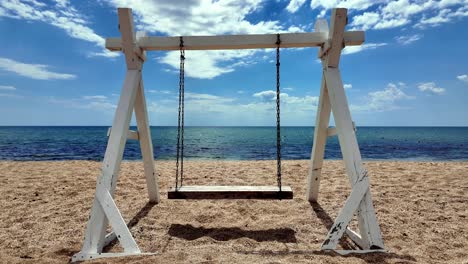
[0,85,16,91]
[395,34,423,45]
[185,92,236,104]
[83,95,107,100]
[457,74,468,83]
[0,57,76,80]
[415,5,468,28]
[286,0,307,13]
[147,89,171,94]
[350,12,381,30]
[354,82,412,111]
[310,0,379,12]
[159,49,259,79]
[283,87,294,91]
[0,0,117,58]
[418,82,445,94]
[237,90,245,94]
[253,90,319,110]
[0,93,23,98]
[148,91,319,125]
[342,43,387,55]
[344,83,352,89]
[49,96,116,110]
[253,90,277,101]
[345,0,467,31]
[104,0,303,78]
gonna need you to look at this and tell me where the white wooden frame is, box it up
[72,7,384,262]
[306,9,385,253]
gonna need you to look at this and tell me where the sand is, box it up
[0,160,467,264]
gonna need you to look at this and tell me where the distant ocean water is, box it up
[0,126,467,161]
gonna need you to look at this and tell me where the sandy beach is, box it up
[0,160,467,263]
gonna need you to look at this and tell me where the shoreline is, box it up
[2,158,468,162]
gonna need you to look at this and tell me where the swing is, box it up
[168,35,293,200]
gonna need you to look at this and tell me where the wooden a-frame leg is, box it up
[74,70,141,259]
[134,79,160,203]
[322,67,384,250]
[306,73,332,202]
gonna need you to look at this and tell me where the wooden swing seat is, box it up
[168,185,293,199]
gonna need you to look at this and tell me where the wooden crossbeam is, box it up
[107,128,139,140]
[168,185,293,199]
[105,31,364,51]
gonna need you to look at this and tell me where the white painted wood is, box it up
[325,123,354,136]
[168,185,293,199]
[134,80,160,203]
[103,231,117,248]
[306,74,332,202]
[314,19,329,34]
[135,31,147,62]
[311,8,384,252]
[96,185,140,253]
[314,19,330,59]
[331,249,387,255]
[118,8,140,70]
[105,31,364,51]
[171,185,292,191]
[107,128,139,140]
[127,130,139,140]
[78,70,141,256]
[321,176,369,250]
[324,68,384,249]
[71,252,157,263]
[345,227,366,249]
[325,8,347,68]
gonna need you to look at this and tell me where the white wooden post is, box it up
[306,20,332,202]
[135,76,160,203]
[72,8,158,262]
[308,8,385,253]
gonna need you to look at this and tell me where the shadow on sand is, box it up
[168,224,297,243]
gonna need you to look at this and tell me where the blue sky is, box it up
[0,0,467,126]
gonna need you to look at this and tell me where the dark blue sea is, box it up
[0,126,467,161]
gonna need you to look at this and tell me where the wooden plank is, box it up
[327,127,337,137]
[331,249,387,255]
[168,185,293,200]
[321,177,369,250]
[79,70,141,254]
[72,252,156,263]
[96,186,140,253]
[324,67,384,249]
[105,31,364,51]
[314,19,330,59]
[327,123,354,137]
[134,80,160,203]
[306,74,332,202]
[118,8,140,69]
[325,8,348,68]
[107,128,139,140]
[345,227,367,249]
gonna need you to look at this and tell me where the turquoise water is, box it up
[0,126,467,161]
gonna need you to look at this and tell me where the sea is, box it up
[0,126,467,161]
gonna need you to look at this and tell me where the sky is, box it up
[0,0,467,126]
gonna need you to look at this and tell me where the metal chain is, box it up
[276,34,282,192]
[175,37,185,190]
